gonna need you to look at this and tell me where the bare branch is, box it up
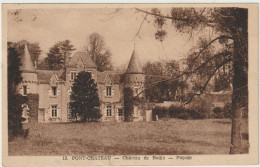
[183,58,232,105]
[132,13,148,42]
[135,51,232,98]
[190,35,234,62]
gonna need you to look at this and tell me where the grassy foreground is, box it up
[8,119,248,155]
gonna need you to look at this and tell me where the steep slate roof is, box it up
[67,51,96,67]
[125,49,143,74]
[37,70,64,83]
[20,44,36,73]
[97,71,123,84]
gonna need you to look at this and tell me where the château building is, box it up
[19,44,145,123]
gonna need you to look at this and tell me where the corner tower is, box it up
[18,43,38,95]
[124,49,145,97]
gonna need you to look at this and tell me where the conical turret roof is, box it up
[125,49,143,74]
[20,44,36,73]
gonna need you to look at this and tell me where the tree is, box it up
[124,87,134,122]
[135,7,248,154]
[85,33,113,72]
[143,60,186,102]
[9,40,42,67]
[69,71,101,122]
[8,43,28,140]
[38,40,75,70]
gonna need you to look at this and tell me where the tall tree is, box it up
[69,72,102,122]
[143,60,186,102]
[9,40,42,67]
[38,40,75,70]
[85,33,113,72]
[135,7,248,154]
[8,43,28,140]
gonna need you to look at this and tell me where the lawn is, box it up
[8,118,248,155]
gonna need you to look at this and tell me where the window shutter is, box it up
[103,89,106,96]
[57,108,61,118]
[19,86,23,94]
[111,88,115,96]
[104,107,107,117]
[49,106,51,117]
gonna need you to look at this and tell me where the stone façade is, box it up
[19,44,145,123]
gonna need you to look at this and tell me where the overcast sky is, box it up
[8,8,206,67]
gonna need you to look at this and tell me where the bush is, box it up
[152,106,169,119]
[152,104,207,120]
[178,111,190,120]
[169,105,182,118]
[189,109,206,119]
[211,105,232,119]
[213,107,222,114]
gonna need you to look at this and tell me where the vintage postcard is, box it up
[2,3,259,166]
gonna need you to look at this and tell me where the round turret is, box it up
[18,44,38,95]
[124,49,145,97]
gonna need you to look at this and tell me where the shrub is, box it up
[178,111,190,120]
[212,105,231,119]
[152,103,207,120]
[152,106,169,119]
[189,109,206,119]
[169,105,182,118]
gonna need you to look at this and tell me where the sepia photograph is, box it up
[2,3,259,166]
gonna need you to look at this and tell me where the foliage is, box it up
[124,87,134,122]
[137,7,248,153]
[143,60,186,102]
[8,40,42,66]
[152,105,206,120]
[152,106,169,120]
[8,43,29,140]
[38,40,75,70]
[27,94,39,123]
[69,71,101,122]
[85,33,113,72]
[211,104,232,119]
[8,43,23,92]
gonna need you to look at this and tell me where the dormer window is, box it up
[23,85,27,95]
[106,86,112,96]
[52,87,57,96]
[70,71,77,81]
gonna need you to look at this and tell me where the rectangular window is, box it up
[106,87,112,96]
[51,105,57,117]
[52,87,57,96]
[106,105,112,117]
[118,109,123,116]
[23,85,27,95]
[70,72,77,81]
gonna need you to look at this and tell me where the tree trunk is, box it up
[230,30,248,154]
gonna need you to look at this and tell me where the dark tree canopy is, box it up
[69,71,101,122]
[124,87,134,122]
[8,40,42,66]
[136,7,248,154]
[38,40,75,70]
[85,33,113,72]
[8,43,28,140]
[143,60,186,102]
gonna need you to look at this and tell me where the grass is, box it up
[8,118,248,155]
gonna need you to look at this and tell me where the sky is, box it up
[7,8,202,68]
